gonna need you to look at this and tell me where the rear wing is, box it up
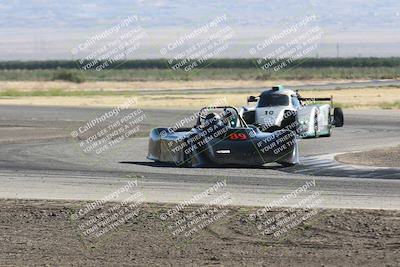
[299,96,334,106]
[298,97,331,101]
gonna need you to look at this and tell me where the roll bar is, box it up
[196,106,249,128]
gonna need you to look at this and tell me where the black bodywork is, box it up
[147,106,299,167]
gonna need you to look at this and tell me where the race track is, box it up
[119,79,400,95]
[0,105,399,209]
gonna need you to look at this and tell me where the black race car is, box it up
[147,106,299,167]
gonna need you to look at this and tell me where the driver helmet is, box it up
[204,112,223,127]
[222,109,235,126]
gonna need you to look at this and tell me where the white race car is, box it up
[240,85,344,138]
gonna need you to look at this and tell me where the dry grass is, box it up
[301,87,400,109]
[0,79,373,92]
[0,81,399,109]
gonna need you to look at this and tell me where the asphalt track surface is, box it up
[0,105,399,209]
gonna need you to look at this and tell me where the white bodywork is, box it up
[241,88,333,138]
[297,104,331,137]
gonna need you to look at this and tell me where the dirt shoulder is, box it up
[0,199,399,266]
[0,79,371,92]
[336,146,400,168]
[0,87,399,109]
[0,81,399,109]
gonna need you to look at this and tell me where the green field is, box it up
[1,67,400,82]
[1,58,400,82]
[2,58,400,69]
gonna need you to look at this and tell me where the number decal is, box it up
[228,133,248,140]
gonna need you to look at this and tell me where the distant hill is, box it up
[0,0,399,59]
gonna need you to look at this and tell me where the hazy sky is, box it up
[1,0,400,59]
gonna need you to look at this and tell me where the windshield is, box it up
[258,94,289,107]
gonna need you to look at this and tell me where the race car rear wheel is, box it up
[313,111,319,137]
[333,107,344,127]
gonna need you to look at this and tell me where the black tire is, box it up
[242,110,255,124]
[313,111,319,137]
[261,125,281,133]
[333,108,344,127]
[278,162,296,167]
[281,112,298,132]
